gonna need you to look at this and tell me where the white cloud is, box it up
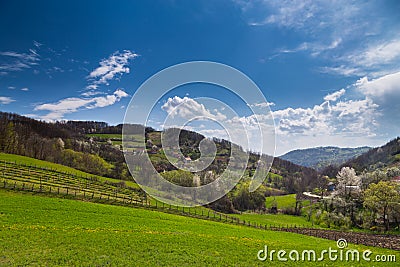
[319,65,360,76]
[250,101,275,108]
[323,89,345,101]
[86,84,98,90]
[240,0,367,39]
[21,87,29,91]
[273,97,378,136]
[354,72,400,130]
[114,89,129,98]
[161,96,227,121]
[350,39,400,68]
[236,1,399,77]
[356,72,400,100]
[271,91,380,155]
[0,50,40,74]
[326,38,400,77]
[0,97,15,105]
[34,89,129,121]
[270,72,400,154]
[81,90,103,97]
[87,50,138,89]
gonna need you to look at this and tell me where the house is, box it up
[184,157,192,163]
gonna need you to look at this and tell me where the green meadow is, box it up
[0,190,398,266]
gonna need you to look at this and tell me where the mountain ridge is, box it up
[280,146,371,170]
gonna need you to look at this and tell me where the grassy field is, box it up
[0,152,139,189]
[0,190,398,266]
[86,133,123,139]
[265,194,310,209]
[231,212,319,228]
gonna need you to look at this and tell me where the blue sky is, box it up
[1,0,400,155]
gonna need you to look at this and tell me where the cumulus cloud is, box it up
[355,72,400,128]
[355,72,400,100]
[158,93,381,155]
[324,89,345,101]
[161,96,227,121]
[0,96,15,105]
[271,96,381,155]
[34,89,129,121]
[87,50,138,90]
[273,97,378,136]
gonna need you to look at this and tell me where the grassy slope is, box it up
[231,213,319,228]
[86,133,123,139]
[265,194,310,209]
[0,153,139,189]
[1,190,398,266]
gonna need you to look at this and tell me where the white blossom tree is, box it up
[335,167,361,199]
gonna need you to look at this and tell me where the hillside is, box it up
[280,146,371,170]
[340,137,400,172]
[0,112,319,195]
[1,190,398,266]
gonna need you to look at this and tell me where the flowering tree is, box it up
[335,167,361,199]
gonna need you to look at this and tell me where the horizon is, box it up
[2,109,394,157]
[1,0,400,155]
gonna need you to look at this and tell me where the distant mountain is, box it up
[280,146,371,170]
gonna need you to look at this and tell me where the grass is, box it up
[265,194,310,209]
[86,133,122,139]
[232,212,319,228]
[0,152,139,189]
[0,190,398,266]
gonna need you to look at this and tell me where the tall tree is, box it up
[364,181,400,231]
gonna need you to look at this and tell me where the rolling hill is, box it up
[280,146,371,170]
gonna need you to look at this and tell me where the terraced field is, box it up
[0,154,144,203]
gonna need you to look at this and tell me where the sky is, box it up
[0,0,400,155]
